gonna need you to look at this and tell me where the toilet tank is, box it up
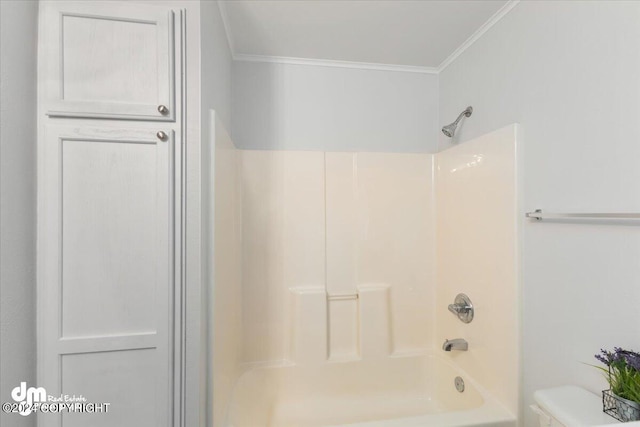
[531,386,618,426]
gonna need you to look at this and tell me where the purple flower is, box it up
[595,348,640,372]
[621,350,640,372]
[595,348,614,366]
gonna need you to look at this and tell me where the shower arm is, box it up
[449,113,466,128]
[452,107,473,125]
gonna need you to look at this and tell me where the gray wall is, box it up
[232,60,439,152]
[438,2,640,425]
[0,1,39,426]
[201,0,232,133]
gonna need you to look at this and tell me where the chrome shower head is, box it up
[441,123,457,138]
[442,106,473,138]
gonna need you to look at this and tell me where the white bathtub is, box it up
[227,355,516,427]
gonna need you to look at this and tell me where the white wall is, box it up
[0,2,38,427]
[438,2,640,426]
[0,1,38,427]
[232,61,439,152]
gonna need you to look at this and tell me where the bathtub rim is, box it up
[225,352,517,427]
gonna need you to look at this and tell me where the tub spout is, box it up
[442,338,468,352]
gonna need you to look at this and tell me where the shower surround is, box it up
[240,150,435,364]
[212,123,521,426]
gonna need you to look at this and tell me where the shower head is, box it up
[442,106,473,138]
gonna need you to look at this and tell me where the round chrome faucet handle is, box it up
[448,293,474,323]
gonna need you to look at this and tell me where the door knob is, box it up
[157,105,169,115]
[156,131,168,141]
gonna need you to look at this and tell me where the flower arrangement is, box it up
[594,347,640,404]
[594,348,640,422]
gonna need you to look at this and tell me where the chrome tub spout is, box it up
[442,338,468,352]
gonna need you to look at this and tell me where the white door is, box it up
[41,1,176,121]
[38,126,177,427]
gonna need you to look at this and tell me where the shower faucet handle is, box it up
[447,293,474,324]
[448,303,470,314]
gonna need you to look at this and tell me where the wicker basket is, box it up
[603,389,640,422]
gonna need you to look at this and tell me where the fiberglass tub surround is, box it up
[218,125,520,427]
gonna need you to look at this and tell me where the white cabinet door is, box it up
[41,2,176,121]
[38,126,177,427]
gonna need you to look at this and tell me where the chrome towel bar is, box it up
[526,209,640,221]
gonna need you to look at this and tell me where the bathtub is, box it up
[226,355,516,427]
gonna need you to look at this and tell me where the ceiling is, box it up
[219,0,511,69]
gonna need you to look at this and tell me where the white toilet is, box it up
[531,386,619,426]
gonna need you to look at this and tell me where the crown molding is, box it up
[220,0,520,75]
[233,54,439,74]
[437,0,520,72]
